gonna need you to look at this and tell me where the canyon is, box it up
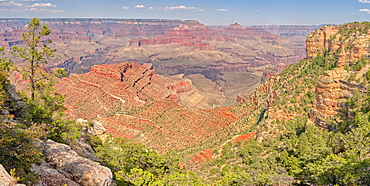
[2,17,370,185]
[54,61,237,154]
[8,19,369,170]
[1,18,320,107]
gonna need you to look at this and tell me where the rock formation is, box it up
[56,62,216,115]
[309,69,367,128]
[2,18,316,107]
[55,62,237,153]
[129,22,230,48]
[31,162,80,186]
[218,23,304,65]
[306,23,370,128]
[0,164,25,186]
[37,139,113,186]
[306,23,370,65]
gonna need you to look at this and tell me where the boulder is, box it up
[70,137,99,161]
[5,84,26,118]
[0,164,25,186]
[77,118,107,136]
[42,139,113,186]
[31,162,79,186]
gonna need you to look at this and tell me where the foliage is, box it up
[197,49,370,185]
[0,46,13,107]
[349,56,368,71]
[95,136,203,185]
[0,122,42,184]
[11,18,54,100]
[8,18,76,143]
[0,18,80,185]
[11,18,67,127]
[2,19,370,186]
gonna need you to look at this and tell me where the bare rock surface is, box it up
[0,164,25,186]
[4,84,25,117]
[31,162,79,186]
[42,139,113,186]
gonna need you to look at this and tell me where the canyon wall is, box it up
[55,62,237,153]
[306,23,370,128]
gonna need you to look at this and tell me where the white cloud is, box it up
[216,9,228,11]
[135,4,144,8]
[148,7,153,9]
[0,1,64,13]
[198,9,205,12]
[122,5,129,9]
[255,10,261,12]
[163,5,199,11]
[359,0,370,3]
[25,7,65,13]
[30,3,57,8]
[0,1,24,7]
[359,8,370,13]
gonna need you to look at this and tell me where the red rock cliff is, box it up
[55,62,237,153]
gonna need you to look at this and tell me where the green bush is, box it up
[0,122,42,184]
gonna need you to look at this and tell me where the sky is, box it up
[0,0,369,26]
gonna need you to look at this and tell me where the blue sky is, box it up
[0,0,369,26]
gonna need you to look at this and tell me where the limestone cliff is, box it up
[306,23,370,66]
[309,69,367,128]
[230,22,370,136]
[306,22,370,128]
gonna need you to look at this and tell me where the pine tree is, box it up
[11,18,66,125]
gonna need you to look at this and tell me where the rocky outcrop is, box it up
[223,23,279,39]
[4,84,25,118]
[38,139,113,186]
[307,22,370,128]
[309,69,367,129]
[0,164,25,186]
[72,118,107,160]
[310,69,351,128]
[77,118,107,137]
[306,23,370,67]
[306,25,341,58]
[31,162,80,186]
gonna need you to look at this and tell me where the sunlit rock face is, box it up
[307,23,370,128]
[55,62,237,153]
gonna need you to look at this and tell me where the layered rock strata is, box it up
[306,23,370,66]
[309,69,366,128]
[307,23,370,128]
[55,62,236,153]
